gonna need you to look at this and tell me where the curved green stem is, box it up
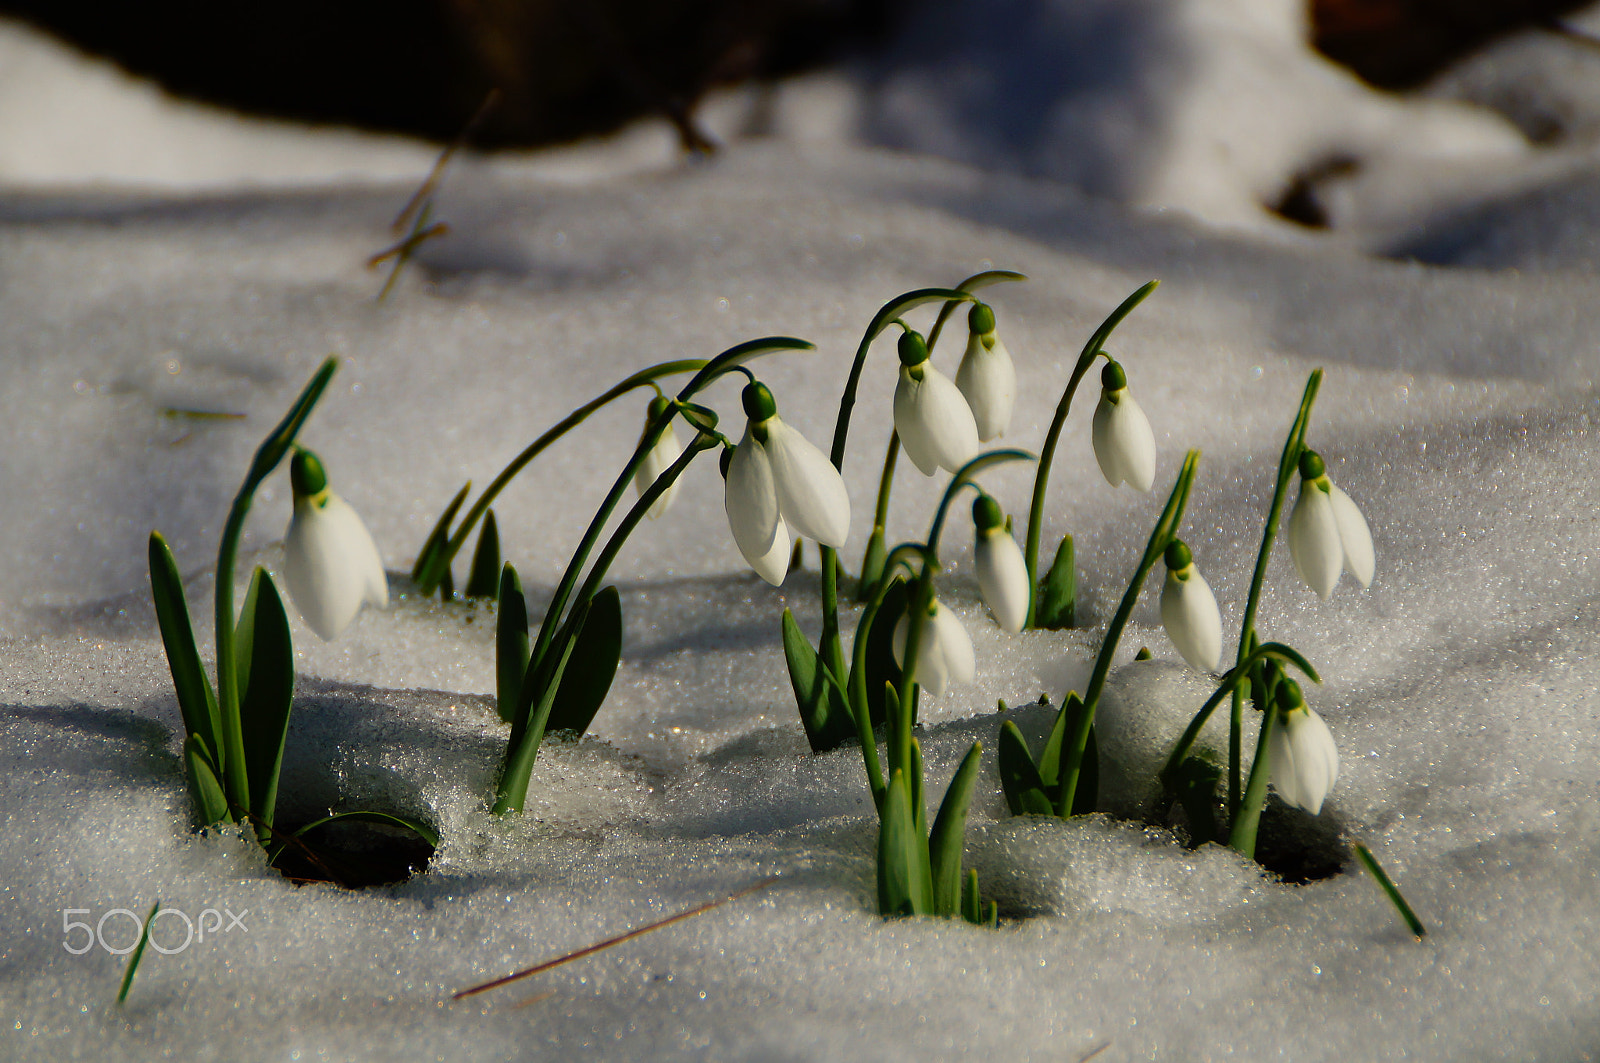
[1228,369,1321,818]
[1228,703,1279,857]
[414,358,706,594]
[1158,641,1319,784]
[1023,280,1158,627]
[1057,447,1197,816]
[925,449,1035,557]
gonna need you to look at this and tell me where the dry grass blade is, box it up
[453,877,779,1000]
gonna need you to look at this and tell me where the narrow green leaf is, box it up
[929,741,983,916]
[464,509,502,599]
[782,609,854,752]
[238,568,294,831]
[149,532,222,771]
[496,563,530,725]
[910,736,927,840]
[184,735,231,826]
[855,527,887,602]
[962,867,982,924]
[1034,535,1076,630]
[1354,844,1426,939]
[233,563,261,698]
[878,770,924,918]
[1169,755,1222,845]
[678,336,815,398]
[411,480,471,589]
[242,356,338,494]
[116,901,160,1005]
[1039,692,1081,788]
[863,578,908,728]
[544,586,622,736]
[998,721,1054,816]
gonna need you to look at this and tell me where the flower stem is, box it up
[1023,281,1158,627]
[1228,369,1321,820]
[1056,448,1196,816]
[1227,700,1279,858]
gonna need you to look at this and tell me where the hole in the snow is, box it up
[1271,155,1361,229]
[272,818,437,889]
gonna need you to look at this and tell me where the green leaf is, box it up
[1168,755,1222,845]
[116,901,160,1005]
[998,721,1054,817]
[544,586,622,736]
[149,532,222,772]
[782,609,854,753]
[855,527,886,602]
[411,480,471,587]
[496,563,530,725]
[862,578,908,728]
[1354,844,1426,939]
[242,356,339,495]
[237,568,294,830]
[464,510,502,599]
[1053,700,1099,818]
[1034,534,1076,630]
[962,867,982,925]
[184,735,231,826]
[877,770,932,918]
[929,741,983,917]
[1038,692,1079,788]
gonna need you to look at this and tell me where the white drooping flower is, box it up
[955,303,1016,442]
[722,381,849,585]
[282,449,388,641]
[633,395,682,520]
[1159,539,1222,672]
[1287,449,1375,599]
[1268,682,1340,815]
[972,494,1030,633]
[1090,359,1156,492]
[893,329,980,476]
[891,597,976,698]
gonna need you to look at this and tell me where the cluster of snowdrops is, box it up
[151,272,1408,927]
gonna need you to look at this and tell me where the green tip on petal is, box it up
[972,493,1004,532]
[1164,538,1192,571]
[741,381,777,421]
[897,329,929,367]
[646,394,672,419]
[1298,448,1326,480]
[968,302,995,335]
[1100,359,1127,391]
[291,448,328,497]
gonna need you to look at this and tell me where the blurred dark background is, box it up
[0,0,1591,149]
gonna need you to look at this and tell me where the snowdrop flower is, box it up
[893,329,980,476]
[1090,359,1156,492]
[892,596,976,698]
[633,395,682,519]
[1159,539,1222,672]
[282,449,388,641]
[723,381,849,585]
[1287,449,1375,599]
[1268,680,1339,815]
[955,303,1016,442]
[972,494,1029,633]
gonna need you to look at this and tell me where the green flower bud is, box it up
[742,381,778,422]
[1163,538,1193,571]
[1100,359,1127,391]
[646,394,672,421]
[291,448,328,498]
[1278,677,1305,711]
[1298,449,1326,481]
[898,330,929,367]
[968,302,996,336]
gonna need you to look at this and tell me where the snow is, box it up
[4,5,1600,1060]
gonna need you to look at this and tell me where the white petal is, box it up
[955,333,1016,442]
[743,516,793,586]
[1273,707,1339,815]
[976,526,1030,633]
[1268,717,1306,811]
[894,365,980,476]
[1288,483,1343,599]
[892,608,949,698]
[932,605,976,686]
[1329,484,1375,588]
[725,425,780,566]
[1091,389,1156,492]
[763,417,851,548]
[1160,566,1222,672]
[283,492,386,641]
[633,421,682,520]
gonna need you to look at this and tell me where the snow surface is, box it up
[4,7,1600,1061]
